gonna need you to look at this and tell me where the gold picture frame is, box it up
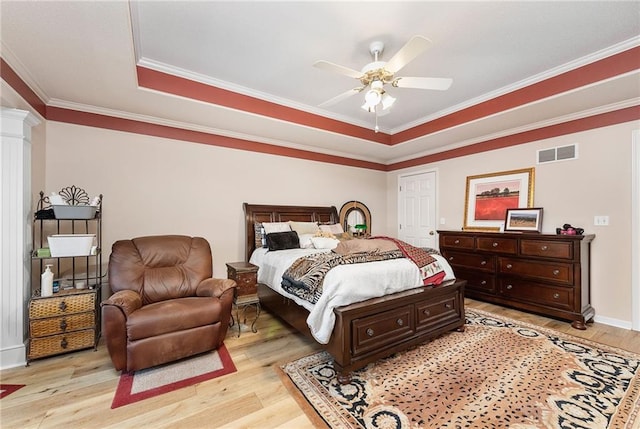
[463,168,535,231]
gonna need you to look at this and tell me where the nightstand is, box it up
[226,261,260,336]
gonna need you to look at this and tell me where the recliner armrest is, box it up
[101,289,142,316]
[197,278,237,298]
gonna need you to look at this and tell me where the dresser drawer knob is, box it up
[445,303,452,309]
[506,284,513,290]
[448,256,454,261]
[541,245,548,251]
[60,338,68,349]
[454,239,460,244]
[423,309,431,316]
[366,328,374,337]
[480,280,487,285]
[59,301,67,312]
[396,318,404,326]
[553,269,560,276]
[480,260,487,266]
[492,242,498,247]
[553,293,560,299]
[60,319,68,331]
[506,264,513,269]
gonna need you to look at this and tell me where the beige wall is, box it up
[43,122,389,281]
[19,111,640,328]
[387,121,638,326]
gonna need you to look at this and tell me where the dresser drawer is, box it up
[441,234,475,249]
[29,293,95,319]
[498,257,573,285]
[29,312,95,338]
[477,237,517,254]
[520,240,573,260]
[455,268,496,294]
[444,251,495,272]
[352,305,414,357]
[498,279,573,310]
[28,329,95,360]
[415,295,459,332]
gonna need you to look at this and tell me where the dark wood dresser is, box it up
[438,230,595,329]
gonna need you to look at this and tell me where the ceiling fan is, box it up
[314,35,452,131]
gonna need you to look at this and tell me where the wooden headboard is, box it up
[243,203,339,261]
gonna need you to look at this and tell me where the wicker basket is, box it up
[29,293,95,318]
[29,312,95,338]
[28,329,95,360]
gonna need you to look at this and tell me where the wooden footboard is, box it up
[259,279,466,383]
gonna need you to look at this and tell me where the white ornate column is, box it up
[1,108,39,369]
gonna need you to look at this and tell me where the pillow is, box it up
[288,221,319,235]
[254,222,266,248]
[310,236,340,250]
[263,222,292,234]
[320,223,344,235]
[333,238,398,255]
[298,233,315,249]
[266,231,300,251]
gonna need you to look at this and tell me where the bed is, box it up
[244,203,466,383]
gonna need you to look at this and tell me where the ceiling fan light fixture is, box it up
[364,89,381,107]
[381,93,396,110]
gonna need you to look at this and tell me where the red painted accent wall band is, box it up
[392,47,640,144]
[45,106,387,171]
[0,58,47,118]
[387,106,640,171]
[136,66,392,145]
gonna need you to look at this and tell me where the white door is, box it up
[398,171,437,248]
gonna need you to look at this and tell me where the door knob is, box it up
[429,231,435,236]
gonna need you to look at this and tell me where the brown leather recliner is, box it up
[102,235,236,372]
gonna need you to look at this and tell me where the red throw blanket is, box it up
[370,236,446,286]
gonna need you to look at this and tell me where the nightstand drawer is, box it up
[227,261,259,297]
[30,312,95,338]
[29,293,95,318]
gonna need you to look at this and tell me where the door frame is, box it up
[397,168,439,245]
[632,129,639,331]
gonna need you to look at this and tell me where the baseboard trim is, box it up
[593,314,632,330]
[0,343,26,370]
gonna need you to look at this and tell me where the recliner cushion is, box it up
[126,297,222,341]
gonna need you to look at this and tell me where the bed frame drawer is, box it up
[351,305,414,357]
[416,294,460,332]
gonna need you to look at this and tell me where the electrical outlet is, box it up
[593,216,609,226]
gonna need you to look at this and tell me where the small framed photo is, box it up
[504,208,544,232]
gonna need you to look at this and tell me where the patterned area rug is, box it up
[111,344,236,408]
[282,309,640,428]
[0,384,25,399]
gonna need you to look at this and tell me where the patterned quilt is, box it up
[281,238,445,304]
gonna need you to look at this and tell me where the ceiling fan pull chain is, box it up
[374,108,380,133]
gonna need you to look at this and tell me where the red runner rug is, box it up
[0,384,25,399]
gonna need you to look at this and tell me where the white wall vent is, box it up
[537,144,578,164]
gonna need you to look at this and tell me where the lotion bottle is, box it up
[41,264,54,297]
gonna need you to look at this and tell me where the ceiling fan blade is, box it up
[384,36,432,74]
[393,77,453,91]
[313,60,363,79]
[318,87,364,107]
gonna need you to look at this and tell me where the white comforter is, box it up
[249,247,455,344]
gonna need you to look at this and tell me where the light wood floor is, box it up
[2,299,639,429]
